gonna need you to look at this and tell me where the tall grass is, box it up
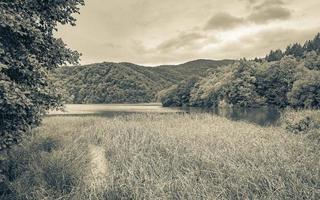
[2,113,320,199]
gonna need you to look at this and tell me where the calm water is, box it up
[49,103,281,126]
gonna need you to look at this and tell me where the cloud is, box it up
[212,27,320,59]
[247,0,291,24]
[238,0,292,24]
[239,0,284,7]
[204,1,291,31]
[253,0,285,9]
[204,12,245,30]
[245,27,319,49]
[156,32,206,52]
[204,0,292,30]
[56,0,320,65]
[248,7,291,23]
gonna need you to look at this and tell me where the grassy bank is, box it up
[2,113,320,199]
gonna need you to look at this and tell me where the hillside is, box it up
[152,59,234,81]
[51,59,234,103]
[159,33,320,109]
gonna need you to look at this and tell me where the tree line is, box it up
[160,33,320,109]
[51,60,234,104]
[264,33,320,62]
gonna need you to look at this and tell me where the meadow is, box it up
[2,2,320,200]
[2,112,320,200]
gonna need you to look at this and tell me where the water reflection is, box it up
[180,106,281,126]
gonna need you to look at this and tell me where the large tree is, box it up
[0,0,84,153]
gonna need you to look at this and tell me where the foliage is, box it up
[226,61,265,107]
[51,60,233,104]
[280,109,320,134]
[187,66,240,108]
[288,70,320,108]
[285,43,304,58]
[157,85,181,107]
[161,56,318,109]
[188,61,264,107]
[160,33,320,109]
[159,77,199,107]
[303,51,320,70]
[0,0,84,177]
[265,33,320,61]
[266,49,283,62]
[304,33,320,53]
[52,63,156,103]
[255,56,299,107]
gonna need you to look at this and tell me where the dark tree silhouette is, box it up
[0,0,84,153]
[266,49,283,62]
[285,43,304,58]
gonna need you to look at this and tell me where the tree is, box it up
[189,67,232,108]
[303,51,320,70]
[176,77,199,106]
[254,57,263,63]
[266,49,283,62]
[0,0,84,152]
[304,33,320,53]
[159,77,199,107]
[159,85,181,107]
[285,43,304,58]
[226,61,264,107]
[255,56,298,107]
[288,70,320,108]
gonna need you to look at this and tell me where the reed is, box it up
[3,113,319,199]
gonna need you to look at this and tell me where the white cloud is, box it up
[56,0,320,65]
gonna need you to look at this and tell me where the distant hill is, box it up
[159,33,320,109]
[51,59,234,103]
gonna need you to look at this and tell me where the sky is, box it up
[56,0,320,66]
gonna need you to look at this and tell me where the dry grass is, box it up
[3,113,320,199]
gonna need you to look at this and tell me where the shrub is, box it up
[281,109,320,134]
[288,70,320,108]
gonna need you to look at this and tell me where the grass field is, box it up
[3,113,320,200]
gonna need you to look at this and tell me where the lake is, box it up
[49,103,281,126]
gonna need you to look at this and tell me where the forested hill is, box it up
[159,33,320,109]
[51,59,234,103]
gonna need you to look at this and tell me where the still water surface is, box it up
[49,103,281,126]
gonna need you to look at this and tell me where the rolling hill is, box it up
[51,59,234,103]
[159,33,320,109]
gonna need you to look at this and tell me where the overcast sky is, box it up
[56,0,320,66]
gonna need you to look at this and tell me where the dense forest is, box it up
[159,33,320,109]
[51,34,320,107]
[51,59,234,103]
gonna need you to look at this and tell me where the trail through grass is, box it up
[3,113,320,199]
[87,145,108,194]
